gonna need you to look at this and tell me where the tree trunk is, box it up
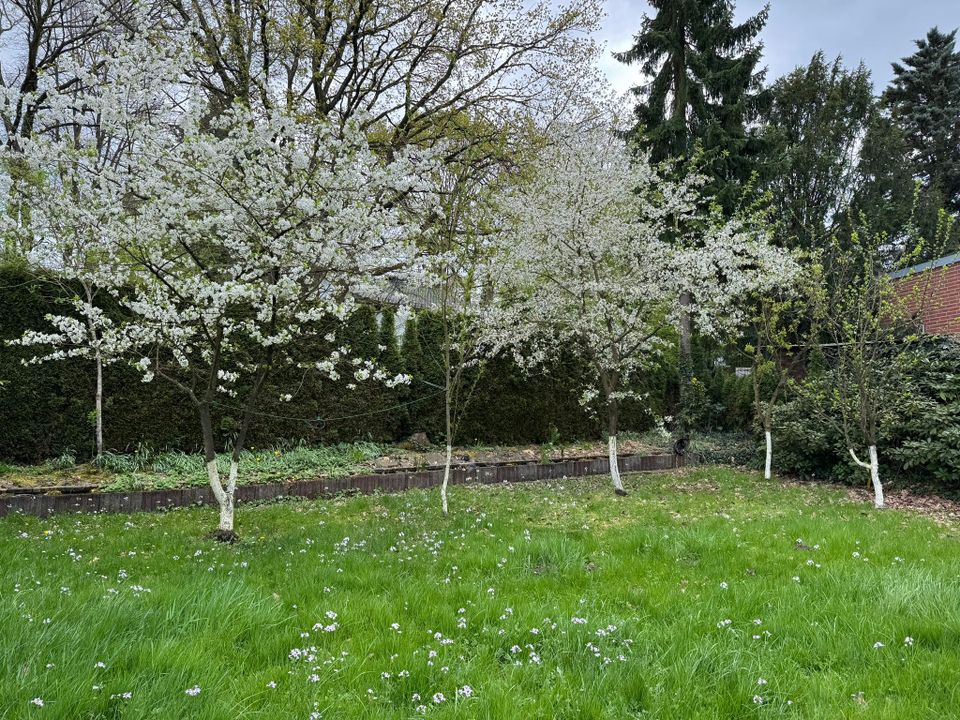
[441,302,453,516]
[868,446,883,509]
[607,399,627,496]
[848,446,884,509]
[199,403,237,541]
[678,290,693,435]
[441,442,451,516]
[764,430,772,480]
[608,434,626,496]
[94,352,103,464]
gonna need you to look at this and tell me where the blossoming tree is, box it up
[485,126,794,493]
[8,35,437,539]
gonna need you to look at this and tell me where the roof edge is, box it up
[889,252,960,280]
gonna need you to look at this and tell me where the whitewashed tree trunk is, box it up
[609,434,626,495]
[868,446,883,509]
[206,458,236,534]
[441,443,451,516]
[764,430,772,480]
[849,446,884,509]
[94,351,104,463]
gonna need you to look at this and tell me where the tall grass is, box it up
[1,468,958,718]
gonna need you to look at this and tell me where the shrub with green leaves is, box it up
[894,340,960,485]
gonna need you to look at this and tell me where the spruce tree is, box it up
[884,27,960,213]
[614,0,769,207]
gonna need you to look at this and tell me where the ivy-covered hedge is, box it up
[0,266,758,462]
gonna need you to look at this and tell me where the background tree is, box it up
[761,54,874,251]
[884,27,960,215]
[614,0,769,207]
[485,127,682,494]
[485,125,790,493]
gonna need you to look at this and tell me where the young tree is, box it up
[818,211,953,508]
[7,284,124,463]
[484,126,791,494]
[427,157,501,515]
[741,261,818,479]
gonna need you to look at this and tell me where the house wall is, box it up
[893,261,960,335]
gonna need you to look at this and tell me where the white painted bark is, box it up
[608,435,625,493]
[764,430,772,480]
[441,443,451,516]
[868,445,883,509]
[94,352,103,463]
[222,458,238,531]
[206,459,235,532]
[848,446,884,509]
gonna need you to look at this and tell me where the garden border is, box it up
[0,453,684,518]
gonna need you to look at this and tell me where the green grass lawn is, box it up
[1,468,959,719]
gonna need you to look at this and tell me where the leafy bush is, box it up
[894,340,960,485]
[774,339,960,488]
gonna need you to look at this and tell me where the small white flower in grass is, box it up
[757,678,767,686]
[792,576,800,582]
[30,698,44,707]
[752,695,764,704]
[432,692,445,704]
[185,686,201,696]
[904,636,914,646]
[266,681,277,689]
[719,581,728,589]
[457,685,474,698]
[571,616,587,624]
[717,619,732,629]
[873,641,885,649]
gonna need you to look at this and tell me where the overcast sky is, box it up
[598,0,960,96]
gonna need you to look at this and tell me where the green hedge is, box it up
[1,266,756,462]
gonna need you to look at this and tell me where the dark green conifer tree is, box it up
[884,27,960,213]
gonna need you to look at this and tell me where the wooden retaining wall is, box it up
[0,453,683,519]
